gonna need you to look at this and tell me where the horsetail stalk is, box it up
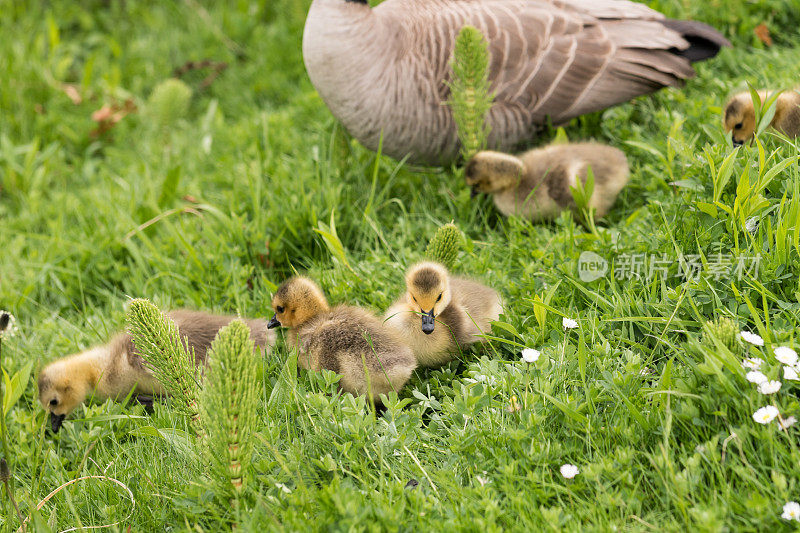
[199,320,259,497]
[126,299,202,433]
[448,25,494,162]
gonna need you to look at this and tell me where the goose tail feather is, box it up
[659,19,732,62]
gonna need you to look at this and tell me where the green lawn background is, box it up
[2,0,800,530]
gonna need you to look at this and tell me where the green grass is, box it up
[2,0,800,530]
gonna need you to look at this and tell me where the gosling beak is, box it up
[267,314,281,329]
[732,139,743,147]
[50,413,65,433]
[421,309,435,335]
[470,186,480,199]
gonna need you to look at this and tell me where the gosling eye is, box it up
[436,293,442,302]
[276,306,284,313]
[49,399,58,406]
[412,296,417,303]
[734,122,743,130]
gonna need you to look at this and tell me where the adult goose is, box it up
[302,0,730,165]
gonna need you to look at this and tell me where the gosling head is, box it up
[38,361,92,433]
[464,151,524,198]
[723,93,757,147]
[405,262,452,335]
[268,276,331,330]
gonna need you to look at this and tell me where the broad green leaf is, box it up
[3,360,33,415]
[490,321,521,339]
[695,202,718,218]
[714,148,739,203]
[757,89,783,136]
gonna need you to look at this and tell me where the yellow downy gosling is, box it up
[38,310,274,432]
[465,142,629,221]
[385,262,502,368]
[268,276,416,402]
[723,88,800,146]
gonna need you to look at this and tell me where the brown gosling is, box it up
[384,262,502,368]
[465,143,629,221]
[267,276,416,402]
[38,310,274,433]
[723,88,800,146]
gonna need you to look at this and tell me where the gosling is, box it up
[38,310,274,433]
[384,262,502,368]
[465,143,629,221]
[723,88,800,146]
[267,276,416,402]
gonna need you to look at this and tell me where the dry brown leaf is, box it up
[90,99,138,138]
[755,23,772,46]
[91,105,114,122]
[61,84,82,104]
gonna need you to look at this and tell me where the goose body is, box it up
[269,277,416,401]
[723,89,800,146]
[465,142,629,220]
[385,262,502,367]
[37,310,274,432]
[303,0,730,165]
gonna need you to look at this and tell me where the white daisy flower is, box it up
[740,331,764,346]
[782,501,800,521]
[753,405,779,424]
[778,416,797,430]
[741,357,764,370]
[521,348,541,363]
[562,317,578,330]
[775,347,798,366]
[560,464,579,479]
[758,380,782,395]
[0,311,17,339]
[745,217,760,234]
[746,371,768,384]
[784,366,800,381]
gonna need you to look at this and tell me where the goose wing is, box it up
[391,0,726,124]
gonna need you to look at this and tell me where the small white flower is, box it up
[560,464,579,479]
[745,216,760,234]
[746,371,768,384]
[521,348,541,363]
[562,317,578,330]
[741,357,764,370]
[476,472,490,486]
[275,482,292,494]
[778,416,797,430]
[740,331,764,346]
[775,346,798,366]
[753,405,779,424]
[0,311,18,339]
[758,380,782,395]
[782,501,800,521]
[784,366,800,381]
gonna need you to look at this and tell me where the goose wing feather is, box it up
[384,0,700,127]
